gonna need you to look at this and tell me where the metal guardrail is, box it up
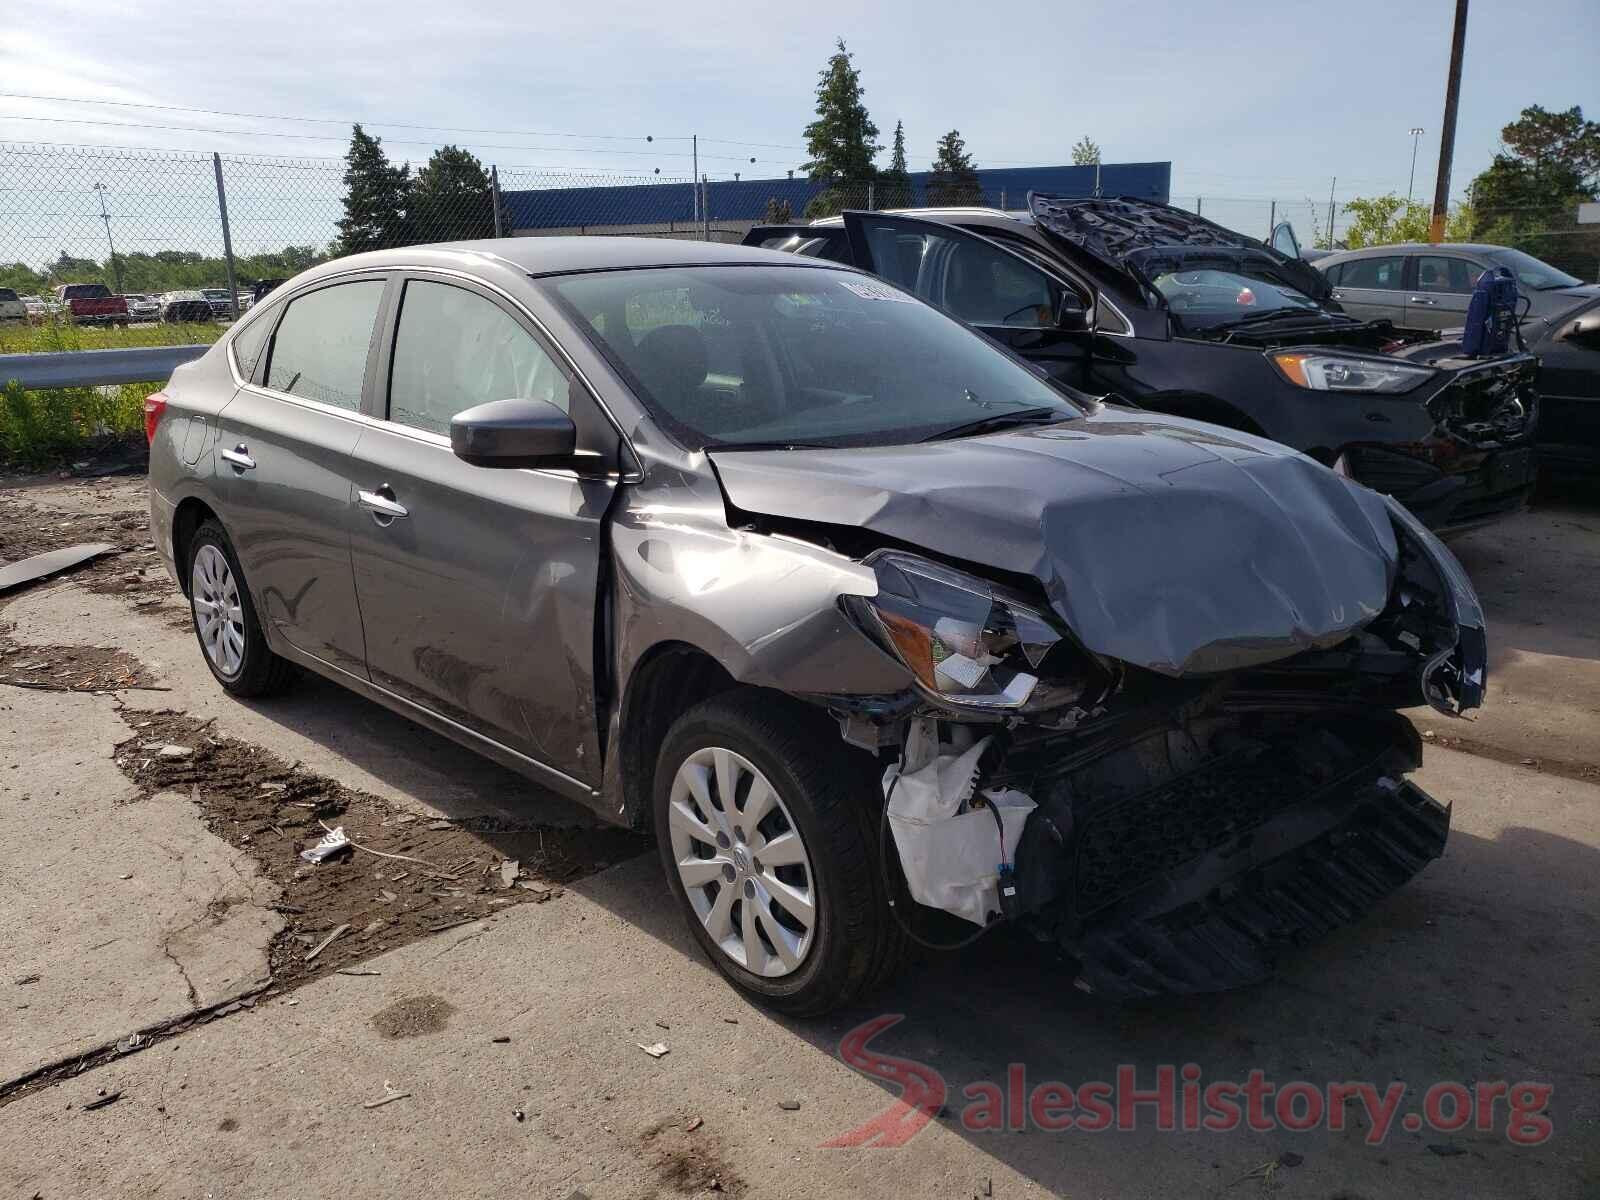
[0,344,209,390]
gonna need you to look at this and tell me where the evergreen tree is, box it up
[337,125,411,253]
[926,130,981,206]
[1071,135,1102,166]
[801,39,880,188]
[878,119,912,209]
[411,145,496,243]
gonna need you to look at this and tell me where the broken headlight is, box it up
[1270,351,1435,394]
[842,550,1088,712]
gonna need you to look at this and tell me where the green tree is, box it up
[878,119,913,209]
[1342,194,1475,248]
[801,38,880,205]
[762,197,794,223]
[1071,136,1101,166]
[1467,104,1599,278]
[926,130,981,206]
[411,145,497,244]
[0,263,46,295]
[337,124,411,254]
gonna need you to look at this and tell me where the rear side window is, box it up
[230,311,273,380]
[264,281,385,410]
[63,283,111,300]
[1416,256,1478,294]
[1338,256,1405,291]
[387,280,569,436]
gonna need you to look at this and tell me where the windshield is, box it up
[547,265,1081,449]
[1152,268,1321,328]
[1487,248,1583,291]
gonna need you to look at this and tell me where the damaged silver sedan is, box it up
[146,237,1486,1014]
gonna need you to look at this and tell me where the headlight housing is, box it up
[1271,351,1435,394]
[841,550,1091,712]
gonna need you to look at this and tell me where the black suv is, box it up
[748,197,1539,534]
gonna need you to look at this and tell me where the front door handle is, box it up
[1409,296,1439,305]
[221,444,256,471]
[358,486,409,521]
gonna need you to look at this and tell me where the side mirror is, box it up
[1057,293,1091,333]
[451,398,576,469]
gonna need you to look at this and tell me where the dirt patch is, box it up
[0,474,170,609]
[111,708,646,992]
[371,993,456,1039]
[0,637,166,692]
[1421,729,1600,786]
[639,1118,746,1198]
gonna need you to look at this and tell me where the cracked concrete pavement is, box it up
[0,475,1596,1197]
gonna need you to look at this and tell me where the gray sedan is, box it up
[145,237,1487,1013]
[1315,242,1599,333]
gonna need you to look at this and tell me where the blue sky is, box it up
[3,0,1596,244]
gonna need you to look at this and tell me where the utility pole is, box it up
[1406,127,1426,209]
[92,182,122,292]
[211,155,239,320]
[1326,177,1337,250]
[1430,0,1469,242]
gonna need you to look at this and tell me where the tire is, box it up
[186,520,296,698]
[653,689,904,1015]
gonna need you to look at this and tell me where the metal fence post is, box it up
[701,175,710,241]
[867,180,875,211]
[491,165,504,238]
[1268,199,1276,239]
[1196,196,1203,217]
[212,153,239,320]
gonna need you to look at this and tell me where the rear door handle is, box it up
[358,487,409,521]
[221,444,256,470]
[1409,296,1438,305]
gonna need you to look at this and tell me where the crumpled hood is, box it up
[710,410,1400,676]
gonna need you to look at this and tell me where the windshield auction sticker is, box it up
[839,280,916,303]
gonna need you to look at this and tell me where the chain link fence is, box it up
[5,141,1595,316]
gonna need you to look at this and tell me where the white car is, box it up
[120,293,162,322]
[0,287,27,323]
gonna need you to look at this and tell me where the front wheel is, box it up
[653,690,901,1015]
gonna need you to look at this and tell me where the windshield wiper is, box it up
[922,406,1068,442]
[1207,306,1337,332]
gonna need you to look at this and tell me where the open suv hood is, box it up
[1029,193,1334,304]
[710,409,1403,677]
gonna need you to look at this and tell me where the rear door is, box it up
[840,211,1093,387]
[1534,301,1600,465]
[216,273,390,675]
[1406,253,1482,331]
[344,272,614,787]
[1327,253,1409,325]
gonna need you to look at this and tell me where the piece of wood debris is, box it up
[304,923,350,961]
[362,1089,411,1109]
[83,1090,123,1111]
[637,1041,670,1059]
[685,1117,703,1132]
[336,968,381,977]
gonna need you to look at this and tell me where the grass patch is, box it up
[0,320,221,468]
[0,320,224,354]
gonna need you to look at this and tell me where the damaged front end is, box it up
[830,504,1480,999]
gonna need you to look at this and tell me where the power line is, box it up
[0,113,792,166]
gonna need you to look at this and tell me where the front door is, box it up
[1406,253,1482,332]
[1328,253,1409,326]
[216,275,390,676]
[840,212,1093,388]
[345,274,614,786]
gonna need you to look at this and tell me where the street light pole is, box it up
[1406,127,1425,209]
[93,182,122,292]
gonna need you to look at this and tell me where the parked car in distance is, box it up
[158,291,216,324]
[20,294,51,321]
[0,287,25,323]
[147,237,1487,1013]
[749,198,1540,534]
[248,278,285,309]
[120,293,162,322]
[200,287,235,319]
[1314,243,1600,334]
[54,282,129,326]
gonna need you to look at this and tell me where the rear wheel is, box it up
[187,521,295,697]
[653,690,901,1015]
